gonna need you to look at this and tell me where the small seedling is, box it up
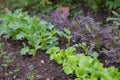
[26,72,35,80]
[64,28,72,46]
[1,54,13,68]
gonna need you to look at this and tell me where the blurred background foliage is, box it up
[0,0,120,14]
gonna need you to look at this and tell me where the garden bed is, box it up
[0,2,120,80]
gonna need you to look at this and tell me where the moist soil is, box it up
[0,39,74,80]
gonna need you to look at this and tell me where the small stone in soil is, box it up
[41,60,45,64]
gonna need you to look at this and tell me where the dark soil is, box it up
[0,39,74,80]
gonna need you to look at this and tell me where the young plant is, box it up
[107,11,120,27]
[74,43,88,53]
[26,72,35,80]
[1,54,13,69]
[107,11,120,42]
[60,28,72,46]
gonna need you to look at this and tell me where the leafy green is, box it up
[0,10,64,56]
[47,46,120,80]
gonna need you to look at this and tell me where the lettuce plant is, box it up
[47,46,120,80]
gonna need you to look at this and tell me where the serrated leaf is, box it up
[63,66,73,74]
[15,32,26,40]
[20,46,30,55]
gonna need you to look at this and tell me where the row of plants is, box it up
[47,45,120,80]
[0,10,71,56]
[0,10,120,79]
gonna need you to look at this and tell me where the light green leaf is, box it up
[20,46,30,55]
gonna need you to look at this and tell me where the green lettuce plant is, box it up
[47,46,120,80]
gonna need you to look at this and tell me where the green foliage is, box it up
[28,0,52,13]
[1,55,13,68]
[0,10,63,56]
[62,28,72,46]
[2,0,82,14]
[0,2,4,14]
[107,11,120,42]
[6,0,30,8]
[74,43,98,58]
[106,0,120,10]
[1,52,13,69]
[85,0,120,11]
[54,0,76,7]
[47,46,120,80]
[26,72,35,80]
[26,65,35,80]
[0,42,2,49]
[3,0,52,13]
[2,0,120,14]
[75,42,89,54]
[85,0,104,11]
[107,11,120,26]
